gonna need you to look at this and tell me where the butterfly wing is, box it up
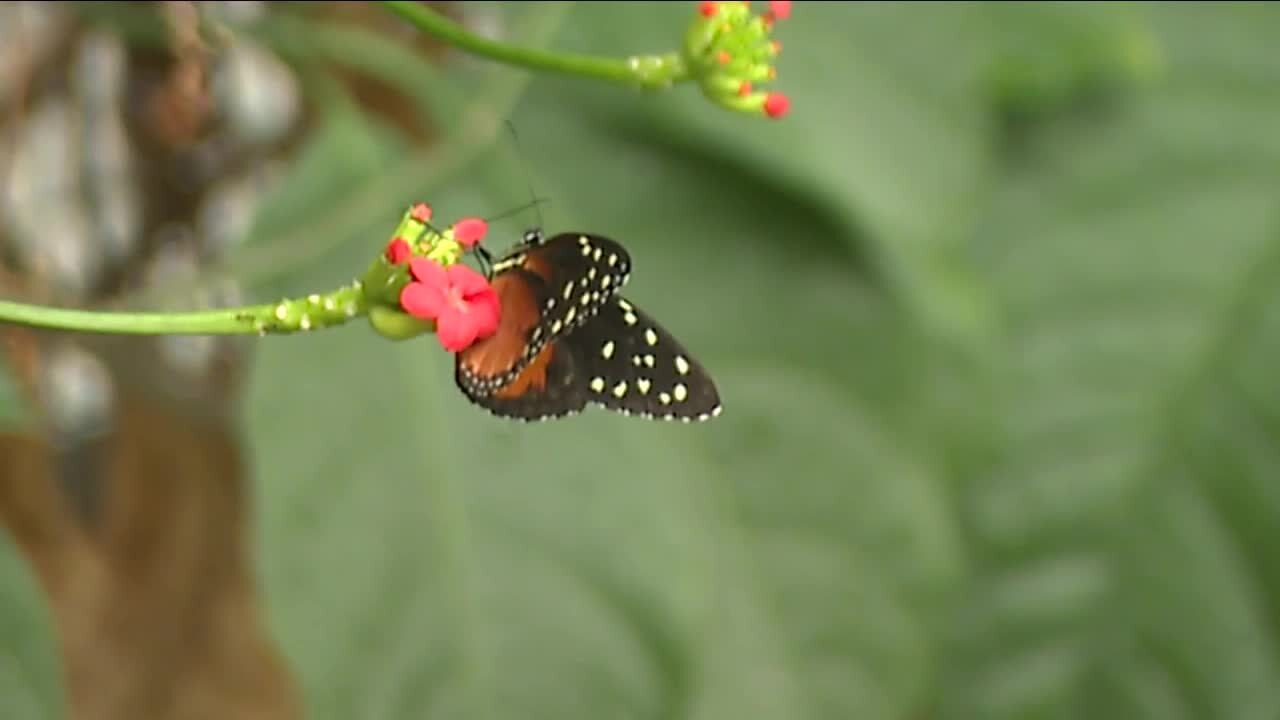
[564,295,723,422]
[459,339,589,421]
[498,232,633,341]
[454,266,552,397]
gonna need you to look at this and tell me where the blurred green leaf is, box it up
[0,539,63,720]
[246,57,968,719]
[939,4,1280,719]
[0,367,24,430]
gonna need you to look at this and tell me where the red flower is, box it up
[399,257,501,352]
[765,0,791,22]
[385,237,412,264]
[410,203,432,223]
[452,217,489,248]
[763,93,790,118]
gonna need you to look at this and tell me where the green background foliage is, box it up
[5,1,1280,718]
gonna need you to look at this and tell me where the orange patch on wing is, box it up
[491,343,555,399]
[457,272,541,379]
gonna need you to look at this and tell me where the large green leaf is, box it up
[939,4,1280,719]
[245,36,972,717]
[241,2,1233,720]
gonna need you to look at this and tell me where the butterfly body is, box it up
[455,230,722,423]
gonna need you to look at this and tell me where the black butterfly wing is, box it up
[458,339,590,421]
[458,232,634,400]
[494,232,633,342]
[563,295,723,422]
[455,266,551,398]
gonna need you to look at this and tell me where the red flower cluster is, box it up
[382,214,501,353]
[400,258,500,352]
[688,1,793,119]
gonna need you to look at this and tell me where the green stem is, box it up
[378,0,689,89]
[0,282,369,337]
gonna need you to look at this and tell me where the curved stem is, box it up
[0,282,369,337]
[379,1,689,88]
[0,300,277,336]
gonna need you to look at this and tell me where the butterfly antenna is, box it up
[505,118,546,231]
[483,196,554,225]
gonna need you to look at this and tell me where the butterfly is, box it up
[455,229,722,422]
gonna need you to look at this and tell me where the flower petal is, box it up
[769,1,791,20]
[435,312,479,352]
[468,289,502,339]
[399,281,449,320]
[452,218,489,248]
[410,203,432,223]
[408,257,447,285]
[446,263,493,298]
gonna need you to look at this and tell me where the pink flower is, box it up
[399,257,501,352]
[452,217,488,249]
[767,1,791,22]
[410,203,432,223]
[385,237,412,264]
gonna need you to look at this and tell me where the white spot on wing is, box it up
[673,383,688,402]
[602,341,615,359]
[612,381,627,398]
[590,377,605,393]
[644,329,658,346]
[675,355,690,375]
[637,378,651,394]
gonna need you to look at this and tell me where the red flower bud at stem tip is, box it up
[410,203,432,223]
[386,237,412,264]
[769,0,791,20]
[738,81,752,97]
[717,50,732,65]
[768,66,778,80]
[763,92,790,118]
[452,217,488,248]
[699,1,718,18]
[771,39,782,53]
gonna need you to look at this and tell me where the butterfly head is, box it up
[520,228,546,248]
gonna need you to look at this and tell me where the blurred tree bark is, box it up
[0,2,453,717]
